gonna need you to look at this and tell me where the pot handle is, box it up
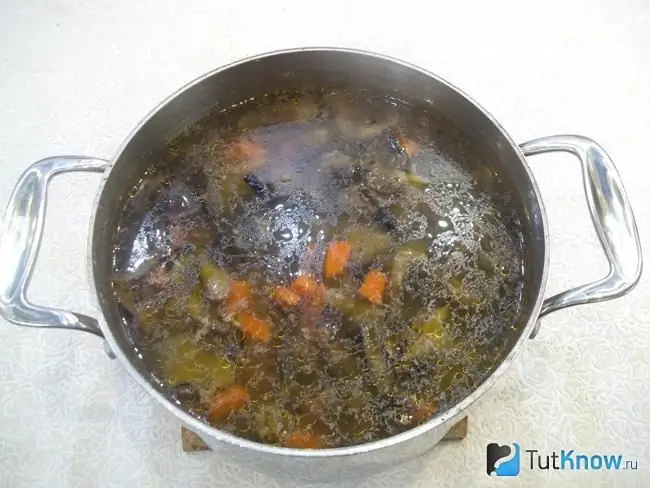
[0,157,110,341]
[520,135,642,339]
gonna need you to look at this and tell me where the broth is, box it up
[111,88,525,448]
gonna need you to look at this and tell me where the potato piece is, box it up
[199,262,231,301]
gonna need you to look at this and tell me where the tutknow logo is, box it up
[487,443,639,476]
[487,443,521,476]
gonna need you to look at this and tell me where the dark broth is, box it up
[111,88,525,448]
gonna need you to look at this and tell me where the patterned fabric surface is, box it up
[0,1,649,487]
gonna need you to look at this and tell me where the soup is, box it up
[111,88,525,449]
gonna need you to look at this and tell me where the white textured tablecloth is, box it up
[1,1,649,487]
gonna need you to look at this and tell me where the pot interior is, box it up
[91,48,546,448]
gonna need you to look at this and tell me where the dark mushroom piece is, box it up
[386,132,414,173]
[375,206,399,232]
[244,172,272,199]
[170,382,201,404]
[359,187,401,233]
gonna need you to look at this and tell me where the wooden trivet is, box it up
[181,417,468,452]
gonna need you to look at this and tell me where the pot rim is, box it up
[87,46,550,458]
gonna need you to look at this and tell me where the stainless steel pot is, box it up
[0,48,642,481]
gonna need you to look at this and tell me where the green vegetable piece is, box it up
[361,325,384,376]
[150,297,189,334]
[391,240,428,294]
[405,172,429,190]
[113,280,137,312]
[480,235,494,252]
[453,242,471,255]
[165,335,234,390]
[358,309,390,392]
[449,274,478,306]
[449,275,463,290]
[393,169,428,190]
[136,304,158,334]
[327,285,390,389]
[161,297,184,321]
[384,333,400,362]
[420,305,450,336]
[187,286,210,325]
[185,227,213,247]
[200,262,231,301]
[326,289,376,319]
[346,228,392,265]
[439,364,464,391]
[220,174,253,207]
[329,346,360,378]
[255,403,290,443]
[114,280,191,335]
[346,390,367,410]
[404,305,452,360]
[477,251,495,274]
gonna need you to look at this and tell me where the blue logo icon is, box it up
[487,442,521,476]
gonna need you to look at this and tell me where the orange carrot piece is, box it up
[236,311,272,343]
[228,138,263,162]
[285,431,322,449]
[209,385,249,422]
[292,275,326,312]
[411,401,438,423]
[359,270,388,305]
[226,280,252,312]
[272,286,301,307]
[324,240,352,278]
[292,275,320,296]
[397,135,419,157]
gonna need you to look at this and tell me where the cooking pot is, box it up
[0,48,642,481]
